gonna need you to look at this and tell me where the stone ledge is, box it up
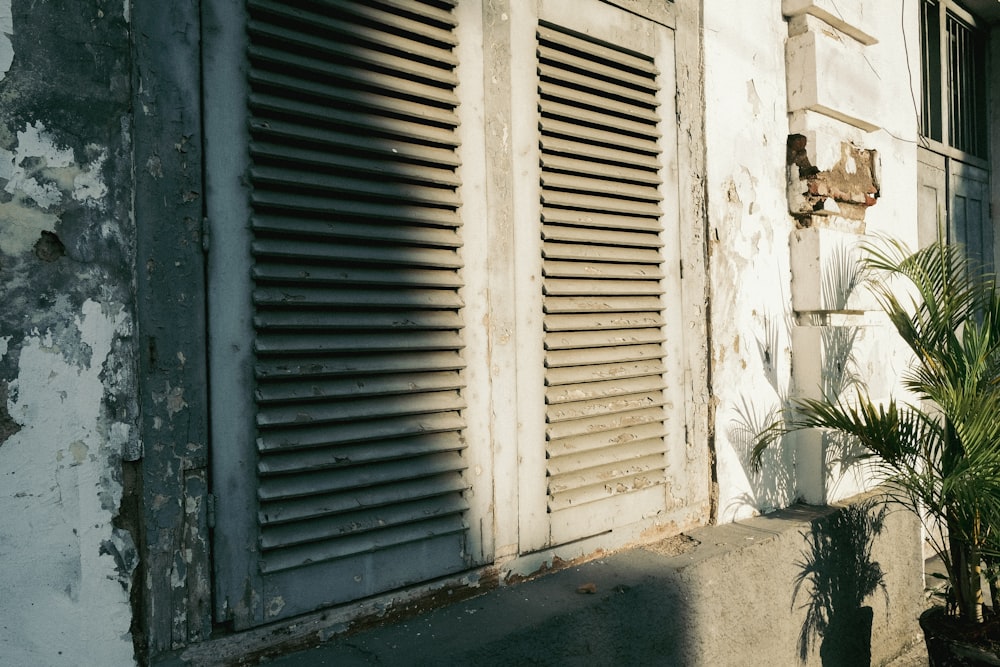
[162,493,924,666]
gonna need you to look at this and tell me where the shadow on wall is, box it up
[794,497,888,666]
[726,307,796,517]
[729,242,874,518]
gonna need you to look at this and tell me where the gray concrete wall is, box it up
[167,492,924,666]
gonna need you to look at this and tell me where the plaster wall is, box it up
[707,0,924,517]
[703,0,797,522]
[0,1,138,664]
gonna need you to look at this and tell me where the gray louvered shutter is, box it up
[537,21,671,544]
[243,0,469,625]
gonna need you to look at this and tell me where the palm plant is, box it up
[753,236,1000,625]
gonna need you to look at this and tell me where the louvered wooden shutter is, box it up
[537,21,671,544]
[242,0,469,624]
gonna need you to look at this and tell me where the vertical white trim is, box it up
[510,0,549,553]
[453,0,495,564]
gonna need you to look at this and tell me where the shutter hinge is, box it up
[201,217,210,253]
[207,492,216,528]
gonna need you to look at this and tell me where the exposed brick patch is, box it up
[787,134,879,228]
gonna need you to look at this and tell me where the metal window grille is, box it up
[920,0,988,158]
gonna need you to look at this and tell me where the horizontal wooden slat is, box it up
[547,422,666,457]
[546,343,664,368]
[541,153,660,185]
[251,118,461,168]
[545,359,665,386]
[543,278,663,296]
[543,296,664,314]
[548,446,666,482]
[537,23,658,78]
[548,469,666,512]
[363,0,458,25]
[259,473,468,525]
[253,238,461,268]
[252,190,461,227]
[257,370,464,404]
[545,312,664,331]
[249,0,459,48]
[248,58,458,118]
[542,260,664,280]
[257,392,465,427]
[255,309,463,331]
[258,411,466,452]
[541,207,662,233]
[537,44,657,97]
[538,78,659,123]
[259,432,465,476]
[248,18,458,86]
[261,495,470,550]
[253,217,462,247]
[250,92,458,145]
[545,390,664,423]
[544,327,664,351]
[251,165,461,207]
[260,514,467,573]
[540,187,662,217]
[316,0,458,43]
[254,287,462,310]
[251,140,461,188]
[255,350,465,380]
[258,451,466,500]
[255,331,464,355]
[540,171,662,202]
[546,375,665,405]
[536,96,659,141]
[540,134,661,170]
[546,406,666,441]
[254,266,463,291]
[542,240,662,261]
[540,117,660,157]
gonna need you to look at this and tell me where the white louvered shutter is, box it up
[238,0,469,626]
[537,19,675,544]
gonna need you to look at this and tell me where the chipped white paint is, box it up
[0,123,110,254]
[707,0,921,517]
[705,0,796,522]
[73,145,110,206]
[0,300,135,666]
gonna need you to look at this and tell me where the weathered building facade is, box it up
[0,0,996,664]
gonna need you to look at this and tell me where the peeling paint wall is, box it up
[706,0,923,519]
[0,0,936,662]
[704,0,798,522]
[0,1,138,664]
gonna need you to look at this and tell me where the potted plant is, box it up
[753,236,1000,664]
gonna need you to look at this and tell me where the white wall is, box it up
[705,0,923,520]
[703,0,797,521]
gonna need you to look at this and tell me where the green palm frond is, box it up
[753,235,1000,622]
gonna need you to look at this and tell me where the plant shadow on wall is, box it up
[729,243,869,518]
[726,305,796,516]
[813,241,873,491]
[753,235,1000,665]
[794,498,888,666]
